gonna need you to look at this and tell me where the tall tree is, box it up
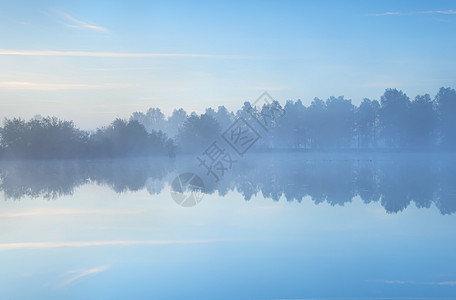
[166,108,187,138]
[379,89,411,148]
[408,94,437,148]
[325,96,355,148]
[176,113,221,153]
[214,105,234,129]
[434,87,456,149]
[276,100,307,149]
[307,98,327,149]
[130,108,166,133]
[356,98,380,149]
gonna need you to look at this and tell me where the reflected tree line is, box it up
[0,158,171,199]
[1,87,455,160]
[1,154,455,215]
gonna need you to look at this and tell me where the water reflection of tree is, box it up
[0,154,455,215]
[228,154,456,215]
[0,158,171,200]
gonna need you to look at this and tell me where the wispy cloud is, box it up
[375,279,413,284]
[0,49,248,59]
[0,239,225,251]
[58,11,108,33]
[0,81,135,90]
[365,9,456,17]
[425,281,456,286]
[59,265,110,287]
[367,12,409,17]
[424,10,456,15]
[370,279,456,286]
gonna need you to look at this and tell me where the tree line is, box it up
[0,87,455,159]
[131,87,456,151]
[0,117,175,159]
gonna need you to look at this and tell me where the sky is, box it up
[1,0,456,129]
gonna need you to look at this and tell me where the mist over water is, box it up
[1,153,455,215]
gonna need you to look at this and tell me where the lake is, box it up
[1,153,455,299]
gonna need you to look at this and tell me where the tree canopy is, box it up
[1,86,455,160]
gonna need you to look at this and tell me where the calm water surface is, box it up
[0,153,455,299]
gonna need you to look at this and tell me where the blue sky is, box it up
[1,0,456,128]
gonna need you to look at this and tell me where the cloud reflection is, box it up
[0,208,143,218]
[59,265,110,288]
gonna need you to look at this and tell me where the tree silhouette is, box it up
[0,117,174,160]
[130,108,166,133]
[176,113,221,153]
[166,108,188,138]
[408,94,437,148]
[307,97,327,149]
[89,119,174,158]
[276,100,307,149]
[356,98,379,149]
[325,96,355,148]
[0,117,87,159]
[379,89,411,148]
[434,87,456,149]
